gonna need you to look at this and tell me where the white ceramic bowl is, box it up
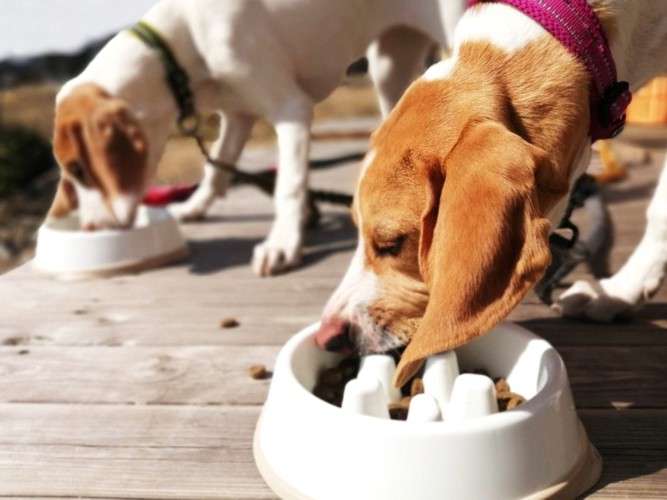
[254,321,602,500]
[33,206,188,278]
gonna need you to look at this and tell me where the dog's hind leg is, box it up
[366,26,434,117]
[168,112,256,221]
[557,154,667,321]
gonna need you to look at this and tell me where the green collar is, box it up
[128,21,199,135]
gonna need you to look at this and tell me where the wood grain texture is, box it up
[0,140,665,498]
[0,405,272,499]
[0,345,278,405]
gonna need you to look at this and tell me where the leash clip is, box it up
[549,220,579,250]
[178,113,200,137]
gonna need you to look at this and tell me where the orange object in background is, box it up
[626,77,667,125]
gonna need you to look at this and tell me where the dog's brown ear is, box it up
[52,83,148,197]
[394,121,552,386]
[86,98,148,194]
[48,177,78,218]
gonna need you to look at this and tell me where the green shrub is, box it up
[0,124,54,198]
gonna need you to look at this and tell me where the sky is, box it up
[0,0,159,60]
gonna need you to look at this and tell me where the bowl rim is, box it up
[38,205,174,239]
[33,206,188,278]
[269,321,571,435]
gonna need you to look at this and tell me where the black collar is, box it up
[128,21,199,135]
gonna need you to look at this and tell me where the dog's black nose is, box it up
[315,318,355,354]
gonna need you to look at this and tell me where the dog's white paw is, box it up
[167,200,208,222]
[554,279,639,322]
[252,237,302,277]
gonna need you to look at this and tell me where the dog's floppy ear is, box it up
[54,84,148,197]
[394,121,553,386]
[48,177,78,218]
[86,97,148,193]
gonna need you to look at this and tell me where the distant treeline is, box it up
[0,36,112,89]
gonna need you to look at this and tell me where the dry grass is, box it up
[1,74,380,185]
[0,83,61,140]
[0,75,379,143]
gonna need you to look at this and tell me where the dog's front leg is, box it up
[252,100,313,276]
[557,154,667,321]
[169,113,256,221]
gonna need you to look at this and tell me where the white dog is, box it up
[49,0,466,276]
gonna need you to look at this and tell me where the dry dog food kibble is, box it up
[319,367,344,386]
[494,377,510,393]
[220,317,240,328]
[249,364,269,380]
[496,391,527,411]
[312,357,360,407]
[313,358,526,420]
[388,403,410,421]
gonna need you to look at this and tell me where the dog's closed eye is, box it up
[373,236,405,257]
[67,160,88,185]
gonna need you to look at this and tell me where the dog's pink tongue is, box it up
[315,318,353,354]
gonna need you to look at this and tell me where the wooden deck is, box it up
[0,132,665,499]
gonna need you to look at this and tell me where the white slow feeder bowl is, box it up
[254,321,602,500]
[33,205,188,279]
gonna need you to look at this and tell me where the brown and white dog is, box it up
[48,0,467,276]
[316,0,667,386]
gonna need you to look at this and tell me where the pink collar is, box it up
[467,0,631,141]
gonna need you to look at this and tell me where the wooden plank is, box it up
[514,311,667,347]
[557,346,667,409]
[0,404,275,499]
[0,297,325,349]
[579,409,667,450]
[0,346,279,405]
[588,451,667,499]
[580,410,667,499]
[0,403,261,448]
[0,445,276,499]
[580,408,667,499]
[0,210,356,349]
